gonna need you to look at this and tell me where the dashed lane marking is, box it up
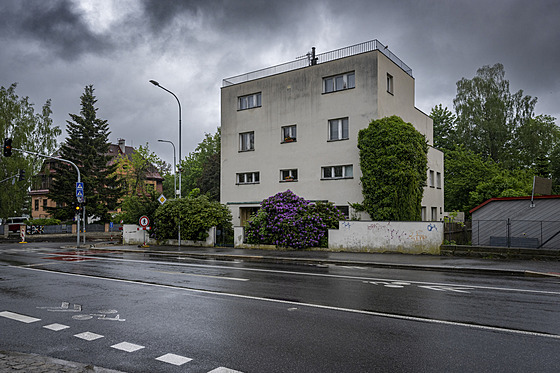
[74,331,104,341]
[154,270,249,281]
[156,353,193,366]
[43,323,70,331]
[111,342,145,352]
[208,368,245,373]
[0,311,41,323]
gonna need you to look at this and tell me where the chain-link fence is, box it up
[471,219,560,249]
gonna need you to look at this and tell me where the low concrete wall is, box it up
[123,224,216,247]
[329,221,443,254]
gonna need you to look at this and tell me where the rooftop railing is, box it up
[222,39,412,87]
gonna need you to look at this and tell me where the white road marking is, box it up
[208,368,244,373]
[43,323,70,331]
[155,353,192,366]
[0,311,41,323]
[74,331,104,341]
[12,267,560,340]
[419,285,474,293]
[155,270,249,281]
[24,251,560,296]
[111,342,145,352]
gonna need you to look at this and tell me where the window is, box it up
[336,205,350,219]
[323,72,355,93]
[238,92,262,110]
[280,169,298,182]
[429,170,435,187]
[239,132,254,152]
[387,73,393,94]
[421,206,427,221]
[431,207,438,221]
[436,172,442,189]
[43,199,48,210]
[282,125,297,143]
[237,172,260,185]
[322,165,353,179]
[328,118,349,141]
[34,199,39,211]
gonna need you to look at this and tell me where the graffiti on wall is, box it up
[365,222,434,243]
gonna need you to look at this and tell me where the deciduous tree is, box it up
[179,128,220,198]
[453,63,537,166]
[0,83,61,219]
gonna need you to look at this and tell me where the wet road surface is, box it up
[1,243,560,372]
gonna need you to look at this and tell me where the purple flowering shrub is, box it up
[245,190,345,249]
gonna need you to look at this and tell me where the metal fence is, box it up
[444,222,472,245]
[222,39,412,87]
[472,219,560,249]
[18,224,123,235]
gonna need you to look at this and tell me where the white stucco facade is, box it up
[221,41,444,227]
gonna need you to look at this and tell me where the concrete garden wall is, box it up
[328,221,443,254]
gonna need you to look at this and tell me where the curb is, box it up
[82,246,553,278]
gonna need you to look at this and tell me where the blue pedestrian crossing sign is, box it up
[76,182,84,202]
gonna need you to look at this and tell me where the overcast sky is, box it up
[1,0,559,166]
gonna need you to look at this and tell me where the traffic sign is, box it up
[139,215,150,227]
[158,194,167,205]
[76,182,84,190]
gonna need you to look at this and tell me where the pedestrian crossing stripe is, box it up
[2,310,244,372]
[0,311,41,323]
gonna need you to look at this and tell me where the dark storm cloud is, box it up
[0,0,112,60]
[0,0,558,167]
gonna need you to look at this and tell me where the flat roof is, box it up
[222,39,413,87]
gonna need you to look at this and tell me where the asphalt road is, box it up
[1,242,560,372]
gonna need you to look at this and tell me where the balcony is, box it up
[222,39,412,87]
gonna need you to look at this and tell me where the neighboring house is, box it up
[221,39,444,227]
[470,195,560,249]
[29,139,163,219]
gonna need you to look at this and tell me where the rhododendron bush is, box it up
[245,190,344,249]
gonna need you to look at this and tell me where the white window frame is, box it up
[238,92,262,110]
[236,172,260,185]
[328,118,349,141]
[322,165,353,180]
[436,172,442,189]
[387,73,393,94]
[280,169,298,182]
[239,131,254,152]
[282,125,297,143]
[429,170,435,188]
[323,72,355,93]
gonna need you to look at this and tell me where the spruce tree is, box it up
[47,85,122,222]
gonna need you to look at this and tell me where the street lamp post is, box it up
[157,139,177,197]
[150,80,182,247]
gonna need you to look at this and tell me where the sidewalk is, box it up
[89,243,560,278]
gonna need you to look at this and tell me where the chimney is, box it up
[118,139,126,154]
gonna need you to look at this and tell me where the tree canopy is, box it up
[0,83,61,219]
[179,128,220,201]
[47,85,122,222]
[431,63,560,213]
[357,115,428,220]
[454,63,537,166]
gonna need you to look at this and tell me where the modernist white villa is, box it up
[221,40,444,227]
